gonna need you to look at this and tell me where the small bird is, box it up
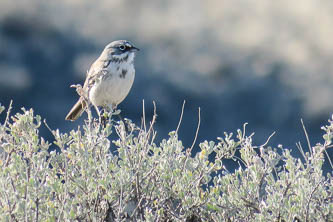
[65,40,139,121]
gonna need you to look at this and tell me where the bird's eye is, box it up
[119,45,126,50]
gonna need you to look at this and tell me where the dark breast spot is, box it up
[120,69,127,79]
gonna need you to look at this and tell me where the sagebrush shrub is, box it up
[0,103,332,221]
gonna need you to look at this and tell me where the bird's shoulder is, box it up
[83,59,111,89]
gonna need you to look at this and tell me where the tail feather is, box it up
[65,100,87,121]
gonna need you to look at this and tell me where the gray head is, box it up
[100,40,139,62]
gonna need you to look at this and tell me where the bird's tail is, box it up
[65,100,87,121]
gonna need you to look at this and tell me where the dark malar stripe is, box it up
[110,54,129,64]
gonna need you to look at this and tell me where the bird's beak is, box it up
[130,46,140,52]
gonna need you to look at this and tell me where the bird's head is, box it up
[101,40,139,63]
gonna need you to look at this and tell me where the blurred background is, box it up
[0,0,332,172]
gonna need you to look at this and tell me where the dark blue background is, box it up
[0,1,332,173]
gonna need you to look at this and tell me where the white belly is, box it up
[89,66,135,108]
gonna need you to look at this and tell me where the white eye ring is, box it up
[119,45,126,50]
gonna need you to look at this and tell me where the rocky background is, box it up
[0,0,332,172]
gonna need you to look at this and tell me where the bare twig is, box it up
[240,197,260,213]
[190,107,201,152]
[323,141,333,169]
[182,107,201,171]
[323,148,333,170]
[305,180,322,222]
[324,144,333,149]
[242,123,248,139]
[130,197,144,218]
[118,181,124,219]
[4,100,13,126]
[258,173,267,200]
[296,142,307,165]
[4,150,14,167]
[141,100,146,133]
[175,101,186,134]
[254,131,276,148]
[35,198,39,222]
[233,155,247,168]
[43,119,53,135]
[301,119,313,156]
[147,101,157,138]
[276,181,291,221]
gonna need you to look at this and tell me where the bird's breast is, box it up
[89,63,135,107]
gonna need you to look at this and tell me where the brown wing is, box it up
[65,58,109,121]
[83,58,111,92]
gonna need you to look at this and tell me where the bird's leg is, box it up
[104,105,114,124]
[109,105,128,133]
[117,112,129,133]
[99,104,115,127]
[87,106,92,124]
[104,104,113,117]
[93,105,102,125]
[101,104,118,128]
[96,106,108,128]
